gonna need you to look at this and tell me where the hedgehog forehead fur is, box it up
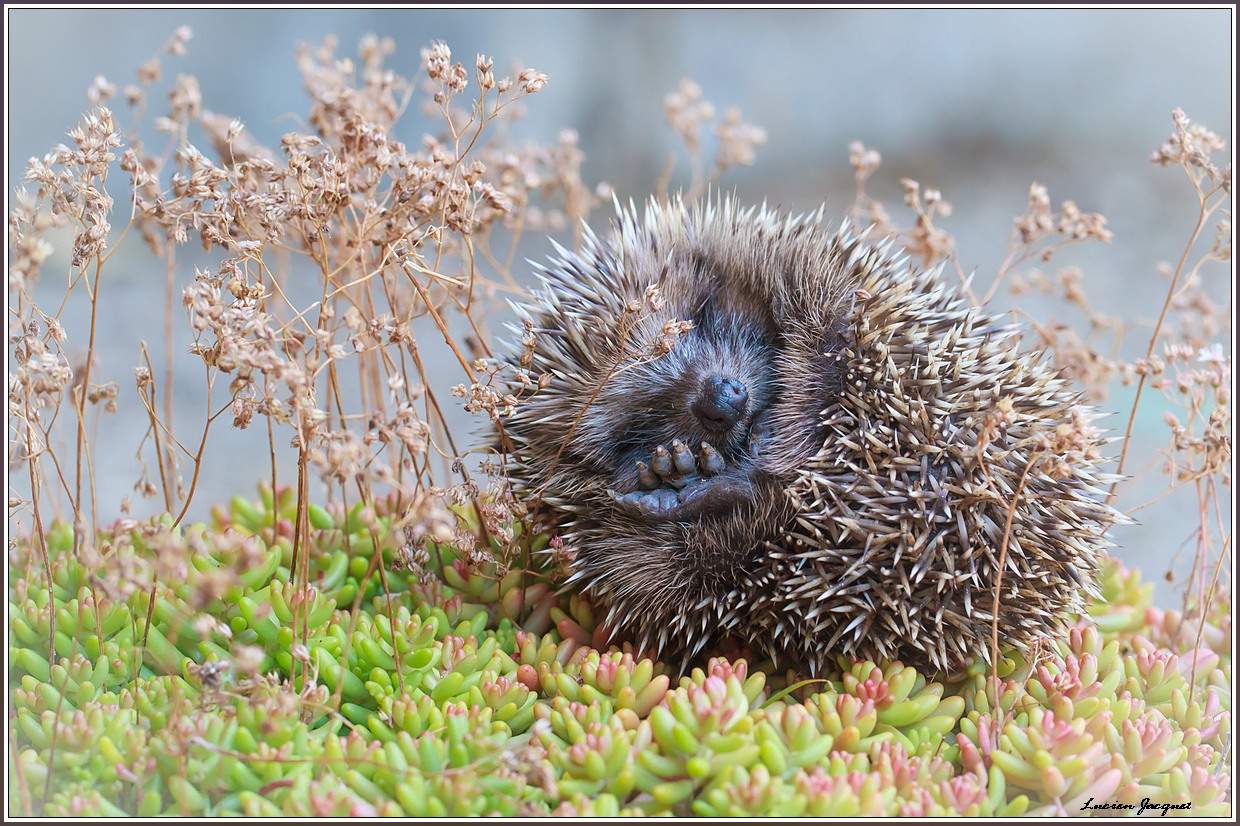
[499,197,1117,675]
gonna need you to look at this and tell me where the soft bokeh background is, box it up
[6,8,1233,606]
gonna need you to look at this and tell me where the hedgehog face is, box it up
[606,312,778,523]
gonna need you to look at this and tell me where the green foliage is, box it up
[8,492,1231,817]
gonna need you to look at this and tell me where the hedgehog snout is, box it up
[691,375,749,433]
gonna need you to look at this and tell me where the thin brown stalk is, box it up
[163,244,177,506]
[267,399,278,511]
[294,441,313,688]
[8,700,33,816]
[990,454,1038,704]
[72,258,105,550]
[23,398,55,666]
[140,343,175,513]
[1109,183,1216,503]
[1188,504,1229,700]
[172,377,230,528]
[398,255,477,383]
[40,665,75,807]
[139,583,159,682]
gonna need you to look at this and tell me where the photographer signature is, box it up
[1081,798,1192,816]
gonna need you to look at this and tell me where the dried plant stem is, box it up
[23,397,55,665]
[364,520,406,696]
[251,250,281,517]
[335,485,408,701]
[185,733,500,780]
[72,258,105,550]
[40,663,75,807]
[172,375,229,528]
[291,442,312,689]
[379,320,502,557]
[990,453,1038,701]
[358,279,383,418]
[982,235,1093,307]
[1124,471,1211,513]
[163,244,178,504]
[8,702,32,816]
[477,223,528,293]
[405,343,451,464]
[266,413,278,517]
[1108,182,1223,504]
[399,255,478,383]
[140,343,175,514]
[139,584,159,691]
[134,383,194,459]
[1188,480,1229,697]
[27,414,75,514]
[455,243,494,355]
[126,611,142,722]
[684,148,706,204]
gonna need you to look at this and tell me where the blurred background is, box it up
[6,8,1233,606]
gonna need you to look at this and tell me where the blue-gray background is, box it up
[6,8,1234,607]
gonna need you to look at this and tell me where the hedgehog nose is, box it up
[692,375,749,432]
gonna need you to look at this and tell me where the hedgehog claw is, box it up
[698,442,724,476]
[651,444,674,478]
[636,460,659,490]
[671,439,696,475]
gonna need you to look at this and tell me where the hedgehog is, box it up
[497,197,1118,675]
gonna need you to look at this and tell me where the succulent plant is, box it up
[7,492,1232,817]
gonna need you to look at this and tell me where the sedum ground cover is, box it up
[8,488,1231,817]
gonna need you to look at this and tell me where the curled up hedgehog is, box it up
[498,197,1118,675]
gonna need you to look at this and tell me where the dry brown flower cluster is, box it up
[7,30,620,633]
[659,78,767,201]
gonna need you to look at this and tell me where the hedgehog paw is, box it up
[640,439,725,490]
[609,487,683,518]
[610,474,754,522]
[618,440,740,520]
